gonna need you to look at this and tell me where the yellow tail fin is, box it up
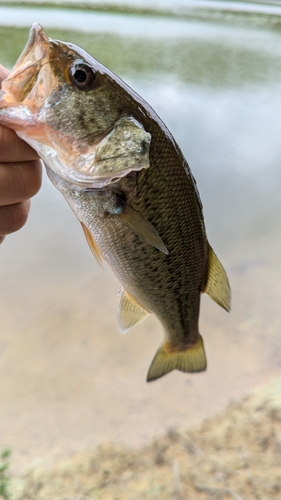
[146,335,206,382]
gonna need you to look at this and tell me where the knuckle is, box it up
[0,201,30,235]
[28,160,42,197]
[10,201,30,232]
[10,160,42,201]
[20,160,42,199]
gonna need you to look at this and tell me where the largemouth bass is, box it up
[0,24,230,382]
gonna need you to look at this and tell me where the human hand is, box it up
[0,64,42,244]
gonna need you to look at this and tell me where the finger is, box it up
[0,200,31,236]
[0,126,40,162]
[0,160,42,206]
[0,65,39,162]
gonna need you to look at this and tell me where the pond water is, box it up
[1,4,281,470]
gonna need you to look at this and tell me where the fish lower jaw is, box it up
[0,102,36,131]
[13,133,123,188]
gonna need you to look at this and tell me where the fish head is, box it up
[0,23,151,187]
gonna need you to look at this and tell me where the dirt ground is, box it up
[6,377,281,500]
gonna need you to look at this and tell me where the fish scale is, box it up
[110,128,206,341]
[0,23,231,381]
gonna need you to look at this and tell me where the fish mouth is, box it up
[0,24,151,188]
[0,23,108,186]
[0,23,54,127]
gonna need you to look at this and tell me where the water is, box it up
[1,5,281,470]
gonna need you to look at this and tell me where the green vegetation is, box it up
[0,449,11,500]
[0,23,280,89]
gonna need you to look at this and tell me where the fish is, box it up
[0,23,230,382]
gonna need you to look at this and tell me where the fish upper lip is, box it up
[0,23,50,104]
[30,22,48,42]
[12,22,49,75]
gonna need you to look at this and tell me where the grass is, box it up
[0,448,11,500]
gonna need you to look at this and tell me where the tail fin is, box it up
[146,335,206,382]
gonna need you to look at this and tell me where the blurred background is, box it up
[1,0,281,473]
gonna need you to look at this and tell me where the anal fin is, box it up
[117,289,150,333]
[147,335,206,382]
[204,244,231,312]
[81,223,104,270]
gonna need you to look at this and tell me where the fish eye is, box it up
[69,63,96,90]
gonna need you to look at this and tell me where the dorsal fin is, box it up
[81,222,104,270]
[204,244,231,312]
[117,289,150,333]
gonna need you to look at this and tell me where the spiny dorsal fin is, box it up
[146,335,206,382]
[204,244,231,312]
[117,289,150,333]
[117,202,169,255]
[81,222,104,270]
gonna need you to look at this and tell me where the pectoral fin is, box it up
[117,289,150,333]
[204,244,231,312]
[147,335,206,382]
[117,202,169,255]
[81,223,104,270]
